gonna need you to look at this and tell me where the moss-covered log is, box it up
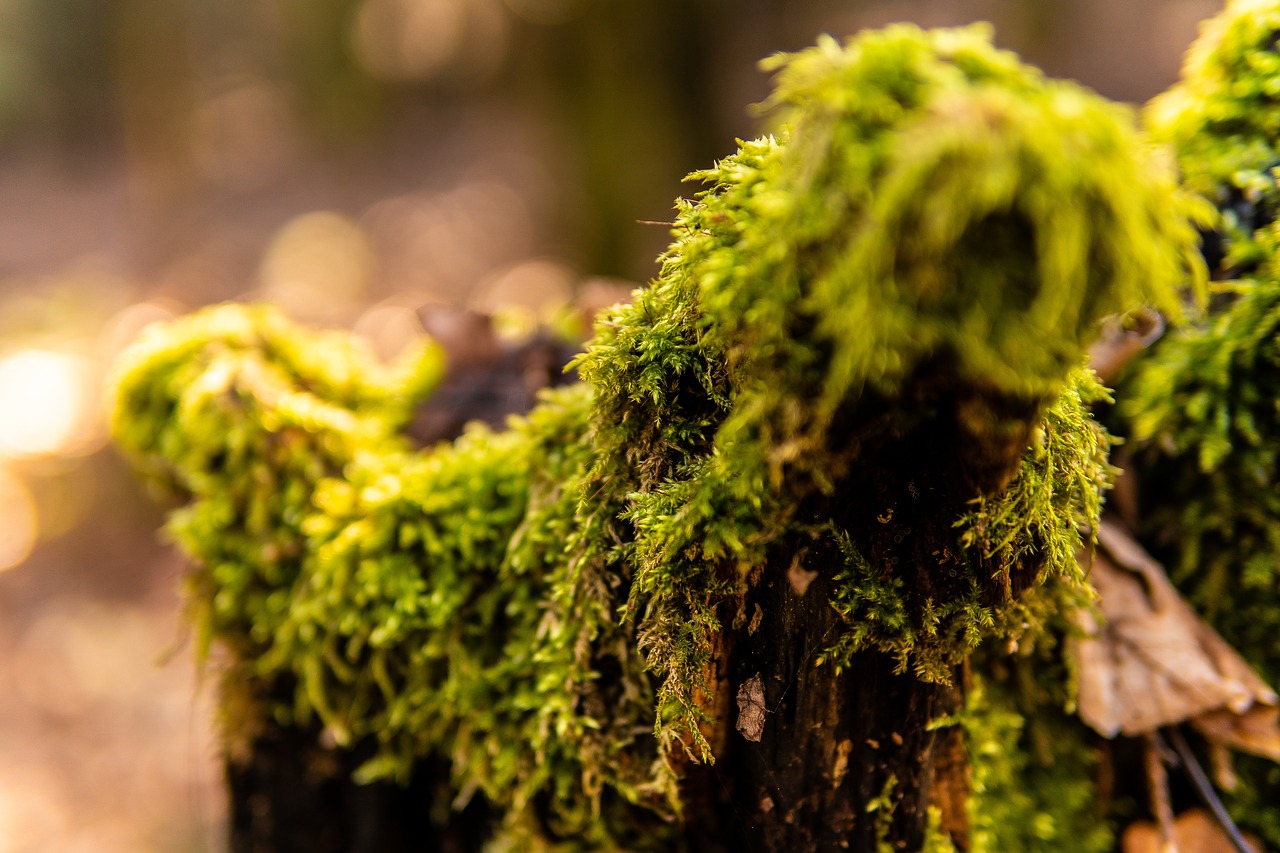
[110,23,1203,853]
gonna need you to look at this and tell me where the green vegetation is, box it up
[575,22,1195,741]
[1117,1,1280,844]
[112,306,675,846]
[1122,228,1280,846]
[112,22,1204,850]
[961,675,1114,853]
[1148,0,1280,271]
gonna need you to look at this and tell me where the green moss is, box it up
[1125,271,1280,609]
[919,660,1113,853]
[961,674,1113,853]
[1147,0,1280,270]
[111,22,1203,848]
[111,304,444,661]
[1121,258,1280,846]
[821,368,1111,683]
[112,305,677,845]
[576,23,1196,749]
[1121,7,1280,838]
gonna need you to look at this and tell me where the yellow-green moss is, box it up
[112,306,677,845]
[1122,258,1280,846]
[962,674,1113,853]
[575,23,1197,751]
[1117,3,1280,842]
[111,22,1203,848]
[821,368,1111,683]
[1147,0,1280,271]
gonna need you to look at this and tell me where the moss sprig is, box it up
[820,367,1111,682]
[1147,0,1280,271]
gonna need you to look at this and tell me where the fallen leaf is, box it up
[831,739,852,790]
[1194,703,1280,763]
[1074,518,1280,748]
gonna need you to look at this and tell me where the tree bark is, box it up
[225,679,496,853]
[682,555,965,852]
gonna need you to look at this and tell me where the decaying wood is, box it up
[686,537,964,853]
[408,306,583,445]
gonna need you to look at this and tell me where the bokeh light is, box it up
[13,600,159,716]
[0,349,96,460]
[353,298,432,362]
[98,300,182,362]
[194,80,299,192]
[352,0,510,84]
[470,257,575,336]
[0,465,37,571]
[503,0,588,26]
[259,212,376,323]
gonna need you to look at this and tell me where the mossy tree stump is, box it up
[110,22,1213,853]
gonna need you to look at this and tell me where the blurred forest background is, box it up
[0,1,1221,850]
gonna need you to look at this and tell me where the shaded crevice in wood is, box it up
[227,679,495,853]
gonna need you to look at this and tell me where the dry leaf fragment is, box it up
[1193,703,1280,763]
[1075,518,1280,749]
[831,739,852,790]
[787,554,819,596]
[1121,808,1264,853]
[1088,307,1165,385]
[736,673,767,742]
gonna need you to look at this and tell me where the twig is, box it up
[1161,727,1253,853]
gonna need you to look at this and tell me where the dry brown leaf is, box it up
[1075,518,1280,747]
[787,554,819,596]
[1121,808,1264,853]
[1194,704,1280,763]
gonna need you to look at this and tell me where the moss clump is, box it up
[576,22,1197,748]
[113,305,677,845]
[920,649,1114,853]
[1122,259,1280,846]
[111,304,443,663]
[112,22,1202,849]
[1114,3,1280,842]
[1147,0,1280,271]
[961,674,1113,853]
[1125,269,1280,617]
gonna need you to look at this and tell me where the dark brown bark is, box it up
[677,370,1039,852]
[682,563,962,852]
[226,679,496,853]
